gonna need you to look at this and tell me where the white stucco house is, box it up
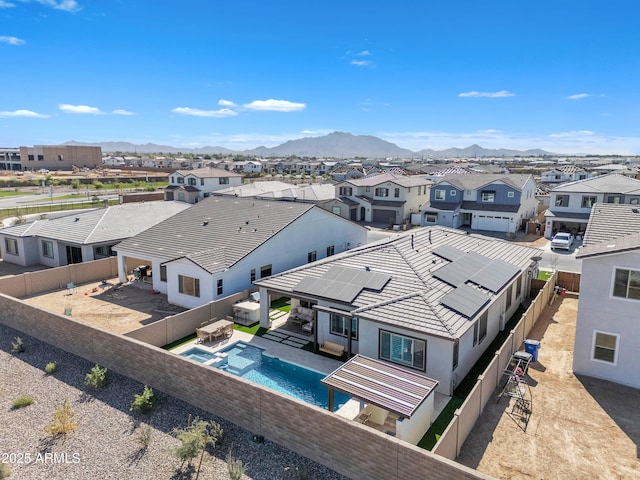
[573,203,640,389]
[540,165,592,183]
[113,196,368,309]
[544,174,640,239]
[255,226,542,396]
[0,202,190,267]
[164,167,243,204]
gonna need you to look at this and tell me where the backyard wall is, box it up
[0,293,490,480]
[433,272,557,459]
[0,257,117,298]
[125,289,251,347]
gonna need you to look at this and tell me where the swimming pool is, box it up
[215,341,350,410]
[180,347,219,363]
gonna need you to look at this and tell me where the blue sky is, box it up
[1,0,638,154]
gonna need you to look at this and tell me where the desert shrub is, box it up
[11,395,34,409]
[45,362,57,374]
[130,385,155,414]
[84,364,109,391]
[137,425,152,449]
[172,417,216,466]
[45,399,77,435]
[226,453,246,480]
[10,337,24,353]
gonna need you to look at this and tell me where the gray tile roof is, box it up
[552,173,640,194]
[577,203,640,258]
[114,196,316,273]
[174,166,243,178]
[436,173,532,191]
[255,226,541,339]
[0,202,190,245]
[344,172,431,188]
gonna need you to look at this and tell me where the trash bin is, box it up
[523,339,541,362]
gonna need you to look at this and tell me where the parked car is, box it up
[551,232,575,250]
[37,168,50,173]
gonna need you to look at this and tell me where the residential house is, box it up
[113,196,368,309]
[321,172,432,224]
[544,174,640,239]
[0,202,190,267]
[419,174,537,233]
[164,167,243,203]
[540,165,592,183]
[255,226,542,396]
[573,203,640,389]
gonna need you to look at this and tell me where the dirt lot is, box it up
[457,295,640,479]
[21,279,186,335]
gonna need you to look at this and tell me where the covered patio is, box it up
[322,354,439,445]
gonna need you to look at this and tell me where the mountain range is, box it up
[64,132,552,158]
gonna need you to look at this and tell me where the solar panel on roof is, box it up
[293,276,364,303]
[324,265,391,291]
[470,259,520,293]
[432,262,468,287]
[432,245,466,262]
[440,284,490,318]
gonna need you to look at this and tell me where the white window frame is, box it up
[581,195,597,208]
[591,330,619,365]
[425,213,437,223]
[379,330,426,371]
[330,314,358,340]
[42,240,54,258]
[5,238,18,256]
[611,267,640,301]
[507,191,515,198]
[178,275,200,297]
[450,190,457,197]
[481,191,496,202]
[434,189,446,200]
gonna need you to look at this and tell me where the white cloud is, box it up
[172,107,238,118]
[59,104,105,114]
[351,60,373,67]
[218,99,237,107]
[243,99,306,112]
[112,109,135,115]
[0,35,25,45]
[458,90,515,98]
[356,50,371,56]
[0,1,16,7]
[34,0,79,12]
[549,130,595,139]
[0,109,50,118]
[565,93,591,100]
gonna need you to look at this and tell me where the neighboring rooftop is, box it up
[551,173,640,194]
[173,166,243,178]
[342,172,431,188]
[256,226,541,339]
[435,173,533,191]
[577,203,640,258]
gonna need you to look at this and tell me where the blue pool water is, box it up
[180,347,219,363]
[215,341,350,410]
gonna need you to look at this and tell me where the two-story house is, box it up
[543,174,640,239]
[573,203,640,389]
[164,167,243,204]
[320,172,432,225]
[419,174,537,233]
[540,165,592,183]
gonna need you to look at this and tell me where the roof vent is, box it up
[633,208,639,214]
[202,220,209,226]
[245,220,249,225]
[365,266,370,271]
[74,217,79,222]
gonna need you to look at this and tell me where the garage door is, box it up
[373,209,396,224]
[475,214,510,232]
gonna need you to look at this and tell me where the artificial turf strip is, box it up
[162,333,196,350]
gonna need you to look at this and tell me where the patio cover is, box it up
[321,354,438,417]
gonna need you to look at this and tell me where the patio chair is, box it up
[196,329,208,344]
[64,307,72,316]
[66,282,76,294]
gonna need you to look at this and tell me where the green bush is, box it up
[226,453,246,480]
[45,362,57,374]
[11,395,34,409]
[172,417,218,466]
[130,385,156,414]
[10,337,24,353]
[84,364,109,391]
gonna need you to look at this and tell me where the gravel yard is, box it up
[0,323,348,480]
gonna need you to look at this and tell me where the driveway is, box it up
[456,295,640,479]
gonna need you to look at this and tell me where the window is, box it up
[260,264,272,278]
[506,284,513,310]
[612,268,640,300]
[339,186,353,196]
[425,213,437,223]
[607,195,622,204]
[94,245,114,257]
[380,330,425,370]
[581,196,597,208]
[326,245,335,257]
[42,240,54,258]
[308,251,317,263]
[474,311,488,346]
[331,206,341,215]
[450,190,457,197]
[178,275,200,297]
[5,238,18,255]
[507,191,515,198]
[28,154,34,161]
[365,186,371,193]
[592,331,619,364]
[394,188,400,198]
[555,195,569,207]
[200,178,205,185]
[630,198,640,205]
[188,177,196,186]
[375,188,389,197]
[177,177,184,184]
[481,191,496,202]
[516,275,522,298]
[37,155,44,161]
[217,279,223,295]
[452,339,459,371]
[160,265,167,282]
[331,314,358,340]
[250,269,256,283]
[219,177,229,184]
[434,189,446,200]
[58,155,64,161]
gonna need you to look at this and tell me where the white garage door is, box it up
[475,214,510,232]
